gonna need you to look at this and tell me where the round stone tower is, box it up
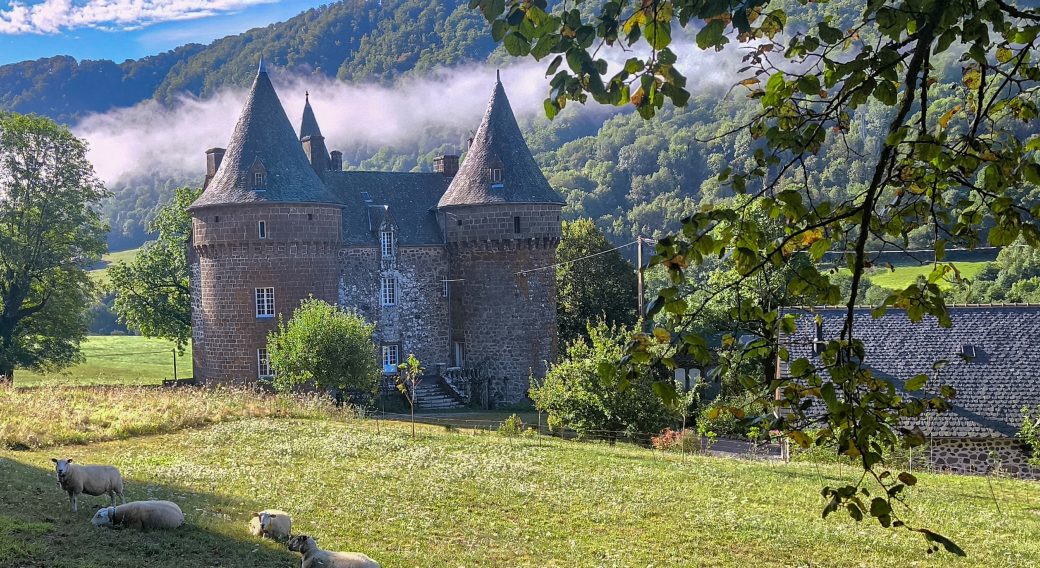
[188,61,342,384]
[437,75,565,404]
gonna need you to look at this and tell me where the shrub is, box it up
[697,392,770,439]
[546,412,564,436]
[498,413,524,437]
[651,428,697,454]
[267,298,380,394]
[529,321,677,442]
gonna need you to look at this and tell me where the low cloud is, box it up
[74,43,745,185]
[0,0,277,35]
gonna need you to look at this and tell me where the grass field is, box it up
[843,261,989,290]
[2,416,1039,567]
[88,247,140,287]
[13,336,190,387]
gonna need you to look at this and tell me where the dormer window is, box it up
[249,157,267,191]
[254,172,265,188]
[491,167,503,184]
[380,231,394,258]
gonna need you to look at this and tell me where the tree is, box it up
[0,112,108,381]
[396,354,424,439]
[473,0,1040,552]
[556,218,639,344]
[110,187,201,351]
[266,298,380,394]
[529,320,677,443]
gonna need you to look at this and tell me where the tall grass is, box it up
[0,385,356,450]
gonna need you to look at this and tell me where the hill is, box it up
[2,414,1039,566]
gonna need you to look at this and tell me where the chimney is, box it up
[434,154,459,177]
[204,147,225,189]
[330,150,343,171]
[301,135,328,181]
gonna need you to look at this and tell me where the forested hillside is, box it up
[3,0,1037,257]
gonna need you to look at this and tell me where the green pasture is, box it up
[88,247,140,287]
[13,335,190,387]
[842,261,988,290]
[2,416,1038,567]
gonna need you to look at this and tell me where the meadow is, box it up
[13,336,190,387]
[841,261,988,290]
[1,391,1039,568]
[88,247,140,287]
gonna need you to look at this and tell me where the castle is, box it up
[187,62,564,405]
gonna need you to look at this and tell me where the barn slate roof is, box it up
[325,171,449,246]
[781,306,1040,439]
[437,74,564,208]
[190,63,339,210]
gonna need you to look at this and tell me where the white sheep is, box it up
[288,535,380,568]
[51,458,125,513]
[248,509,291,540]
[91,500,185,530]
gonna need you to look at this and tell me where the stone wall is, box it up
[338,245,450,371]
[191,203,341,384]
[441,203,562,242]
[928,438,1039,479]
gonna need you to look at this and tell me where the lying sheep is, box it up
[51,458,125,513]
[249,509,291,540]
[288,535,380,568]
[91,500,185,530]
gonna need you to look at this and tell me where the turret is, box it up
[436,74,564,405]
[299,92,329,180]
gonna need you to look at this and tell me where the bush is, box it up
[267,298,380,394]
[530,321,677,442]
[696,392,770,439]
[498,413,524,437]
[651,428,698,454]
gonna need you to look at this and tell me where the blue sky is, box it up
[0,0,327,66]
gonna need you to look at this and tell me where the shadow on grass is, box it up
[0,456,297,568]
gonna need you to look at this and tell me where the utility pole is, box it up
[172,349,177,381]
[637,235,645,326]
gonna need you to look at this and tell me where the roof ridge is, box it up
[783,303,1040,310]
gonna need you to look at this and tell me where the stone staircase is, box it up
[413,381,465,411]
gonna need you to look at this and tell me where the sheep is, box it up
[288,535,380,568]
[91,500,185,530]
[51,458,125,513]
[248,509,292,540]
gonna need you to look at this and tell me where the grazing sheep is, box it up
[51,458,125,513]
[249,509,291,540]
[91,500,185,530]
[288,535,380,568]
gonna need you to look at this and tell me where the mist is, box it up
[74,43,745,186]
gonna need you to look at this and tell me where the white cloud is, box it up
[0,0,278,35]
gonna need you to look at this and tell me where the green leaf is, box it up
[869,497,891,518]
[696,19,726,50]
[503,32,531,57]
[545,55,563,76]
[904,374,928,391]
[645,20,671,50]
[491,19,508,42]
[897,472,917,486]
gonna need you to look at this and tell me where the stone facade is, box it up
[191,204,341,383]
[928,438,1039,479]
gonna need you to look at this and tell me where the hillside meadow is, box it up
[13,335,189,387]
[1,399,1038,567]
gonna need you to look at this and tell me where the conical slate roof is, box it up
[191,64,338,209]
[437,75,564,208]
[299,93,323,140]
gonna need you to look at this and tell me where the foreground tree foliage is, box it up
[472,0,1040,554]
[530,321,677,442]
[266,298,380,395]
[0,112,108,381]
[556,218,639,343]
[110,187,201,351]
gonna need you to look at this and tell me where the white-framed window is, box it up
[380,231,393,257]
[381,277,396,306]
[258,220,267,239]
[491,167,503,183]
[257,348,271,378]
[453,341,465,368]
[382,344,399,374]
[442,279,449,298]
[255,287,275,317]
[253,172,265,189]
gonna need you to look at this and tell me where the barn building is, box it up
[187,61,563,406]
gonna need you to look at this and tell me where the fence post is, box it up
[172,349,177,381]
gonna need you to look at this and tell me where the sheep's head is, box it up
[287,535,314,553]
[51,458,72,481]
[258,512,274,532]
[91,507,115,527]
